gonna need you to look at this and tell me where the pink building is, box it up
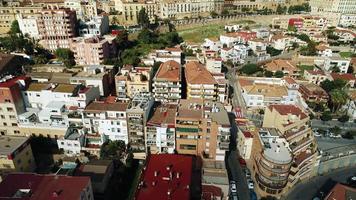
[70,36,117,65]
[38,5,77,51]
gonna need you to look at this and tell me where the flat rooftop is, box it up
[0,136,29,156]
[259,129,292,164]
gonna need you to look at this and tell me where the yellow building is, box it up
[0,136,36,179]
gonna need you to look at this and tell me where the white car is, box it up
[313,131,321,137]
[248,180,254,189]
[230,181,237,193]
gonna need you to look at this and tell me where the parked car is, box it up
[245,168,251,178]
[239,157,246,167]
[248,180,254,189]
[230,181,237,193]
[313,131,321,137]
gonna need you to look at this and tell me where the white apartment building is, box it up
[79,15,109,37]
[16,14,40,39]
[323,55,351,73]
[23,82,99,109]
[238,77,303,109]
[303,70,328,85]
[202,38,222,52]
[57,127,85,155]
[145,47,182,65]
[310,0,356,14]
[64,0,98,20]
[206,58,223,74]
[339,14,356,27]
[83,101,129,143]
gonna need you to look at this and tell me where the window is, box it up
[7,107,13,112]
[3,123,7,126]
[0,115,4,119]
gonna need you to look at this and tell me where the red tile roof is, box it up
[330,73,356,81]
[269,104,308,120]
[135,154,193,200]
[147,104,177,127]
[185,61,217,85]
[85,101,127,112]
[154,60,181,82]
[202,185,223,200]
[0,76,30,89]
[284,77,297,84]
[0,173,91,200]
[325,183,356,200]
[305,70,325,76]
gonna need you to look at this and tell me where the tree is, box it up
[338,115,350,123]
[297,34,311,43]
[9,20,21,35]
[240,64,262,75]
[274,70,284,78]
[329,89,348,112]
[138,28,157,44]
[210,11,218,18]
[276,5,287,14]
[288,25,297,32]
[266,46,282,56]
[320,111,332,122]
[152,61,162,77]
[100,140,127,159]
[115,30,130,50]
[221,9,229,16]
[55,48,75,68]
[264,70,273,77]
[138,8,150,28]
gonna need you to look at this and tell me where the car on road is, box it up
[245,168,251,178]
[313,131,321,137]
[239,157,246,167]
[247,180,254,189]
[230,181,237,193]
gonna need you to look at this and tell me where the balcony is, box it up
[176,127,199,133]
[255,174,287,190]
[290,138,313,153]
[284,126,310,141]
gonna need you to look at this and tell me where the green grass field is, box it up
[339,52,354,58]
[298,65,315,72]
[178,24,225,43]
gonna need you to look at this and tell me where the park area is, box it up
[178,20,256,43]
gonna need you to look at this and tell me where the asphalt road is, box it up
[316,137,356,151]
[283,166,356,200]
[311,119,356,131]
[226,112,251,200]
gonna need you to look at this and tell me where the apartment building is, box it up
[70,36,117,65]
[185,61,218,101]
[126,67,151,98]
[339,14,356,27]
[158,0,223,20]
[23,82,99,109]
[70,65,115,96]
[322,55,351,73]
[0,173,94,200]
[37,6,77,51]
[146,104,177,154]
[57,127,86,155]
[237,128,253,159]
[175,99,230,161]
[126,93,154,153]
[16,13,41,39]
[152,60,182,103]
[0,136,36,180]
[64,0,98,20]
[0,6,43,34]
[0,76,29,136]
[310,0,356,14]
[83,101,129,143]
[253,128,293,196]
[253,104,319,197]
[299,82,329,103]
[115,0,157,26]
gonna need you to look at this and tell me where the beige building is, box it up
[37,6,77,51]
[126,67,151,98]
[115,0,157,26]
[310,0,356,14]
[0,6,43,35]
[253,104,319,197]
[0,136,36,179]
[303,69,328,85]
[185,61,218,101]
[175,99,230,161]
[152,60,181,103]
[70,36,117,65]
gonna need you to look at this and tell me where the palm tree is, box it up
[329,89,348,113]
